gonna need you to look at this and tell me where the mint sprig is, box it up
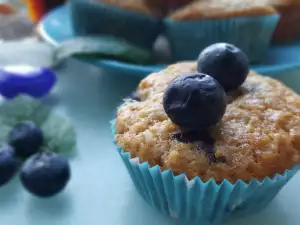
[53,36,153,66]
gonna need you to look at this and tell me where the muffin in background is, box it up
[143,0,195,16]
[69,0,162,49]
[164,0,279,63]
[113,60,300,224]
[266,0,300,43]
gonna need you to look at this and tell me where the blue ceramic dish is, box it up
[39,5,300,80]
[164,15,280,63]
[68,0,162,49]
[111,121,300,225]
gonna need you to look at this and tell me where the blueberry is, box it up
[8,121,44,158]
[20,151,71,198]
[163,73,227,130]
[197,43,249,91]
[0,145,20,186]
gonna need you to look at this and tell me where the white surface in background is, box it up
[0,41,53,67]
[4,64,40,74]
[0,13,32,40]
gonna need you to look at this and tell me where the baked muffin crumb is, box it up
[115,62,300,183]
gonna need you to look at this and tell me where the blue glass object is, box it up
[0,65,56,99]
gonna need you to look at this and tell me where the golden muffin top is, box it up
[115,62,300,183]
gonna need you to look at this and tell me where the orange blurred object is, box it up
[0,3,16,15]
[26,0,66,23]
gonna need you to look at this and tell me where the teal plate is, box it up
[38,5,300,77]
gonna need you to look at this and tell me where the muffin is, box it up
[69,0,162,49]
[143,0,195,16]
[164,0,279,63]
[113,45,300,224]
[266,0,300,43]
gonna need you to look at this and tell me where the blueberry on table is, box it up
[20,151,71,198]
[8,121,44,158]
[0,145,20,186]
[163,73,227,131]
[197,43,249,91]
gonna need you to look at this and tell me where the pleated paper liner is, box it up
[164,14,280,63]
[112,121,300,225]
[69,0,162,49]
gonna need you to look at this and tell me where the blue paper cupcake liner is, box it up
[164,15,280,63]
[112,121,299,225]
[69,0,162,49]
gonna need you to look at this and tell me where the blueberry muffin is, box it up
[116,63,300,183]
[69,0,162,49]
[164,0,279,63]
[113,44,300,224]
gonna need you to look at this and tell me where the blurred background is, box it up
[0,0,65,40]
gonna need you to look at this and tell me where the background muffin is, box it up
[164,0,279,63]
[69,0,162,49]
[143,0,195,16]
[266,0,300,43]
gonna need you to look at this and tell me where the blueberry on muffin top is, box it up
[163,72,227,130]
[197,43,249,91]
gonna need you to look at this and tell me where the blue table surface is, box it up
[0,59,299,225]
[1,1,300,223]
